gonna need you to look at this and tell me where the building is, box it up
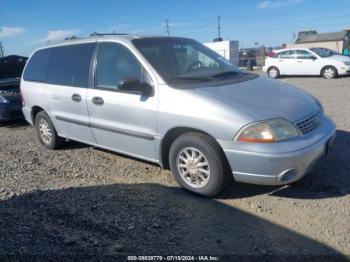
[204,40,239,66]
[293,29,350,54]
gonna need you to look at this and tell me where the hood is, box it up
[196,76,320,123]
[326,55,350,62]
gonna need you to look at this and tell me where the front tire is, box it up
[169,133,230,197]
[322,66,338,79]
[267,66,280,78]
[35,111,63,149]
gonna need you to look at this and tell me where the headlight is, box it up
[0,95,9,104]
[343,61,350,66]
[236,119,299,143]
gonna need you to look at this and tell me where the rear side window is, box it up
[278,50,296,59]
[23,49,51,82]
[47,43,95,87]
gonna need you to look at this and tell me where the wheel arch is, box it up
[320,65,338,76]
[159,127,230,171]
[31,106,45,124]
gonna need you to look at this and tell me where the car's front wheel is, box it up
[169,133,230,197]
[267,66,280,78]
[35,111,64,149]
[322,66,338,79]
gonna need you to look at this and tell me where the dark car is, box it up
[0,55,27,124]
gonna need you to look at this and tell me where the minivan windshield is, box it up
[310,48,340,58]
[132,37,241,84]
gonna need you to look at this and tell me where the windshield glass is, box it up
[132,37,240,84]
[310,48,339,58]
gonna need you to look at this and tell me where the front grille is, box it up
[295,111,322,135]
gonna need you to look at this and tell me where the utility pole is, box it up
[217,15,221,39]
[291,33,296,48]
[0,42,4,58]
[165,19,170,36]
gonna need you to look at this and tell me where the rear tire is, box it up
[35,111,63,149]
[322,66,338,79]
[169,133,231,197]
[267,66,280,78]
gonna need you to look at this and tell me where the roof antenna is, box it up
[218,15,221,39]
[165,19,170,36]
[213,15,223,42]
[0,42,4,58]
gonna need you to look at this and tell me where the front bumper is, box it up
[338,65,350,75]
[219,116,336,185]
[0,102,23,122]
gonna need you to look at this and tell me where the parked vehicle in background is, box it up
[0,55,27,124]
[21,35,336,196]
[263,47,350,79]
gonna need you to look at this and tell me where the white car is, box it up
[263,48,350,79]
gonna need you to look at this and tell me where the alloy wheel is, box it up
[176,147,211,188]
[39,118,52,144]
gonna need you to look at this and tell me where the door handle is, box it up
[71,94,82,102]
[297,61,303,63]
[92,96,104,106]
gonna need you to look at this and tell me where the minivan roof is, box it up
[31,34,192,54]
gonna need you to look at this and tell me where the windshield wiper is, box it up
[211,71,240,79]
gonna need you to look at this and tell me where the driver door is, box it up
[87,42,158,161]
[295,50,320,75]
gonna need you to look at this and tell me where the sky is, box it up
[1,0,350,56]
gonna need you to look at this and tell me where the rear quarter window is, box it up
[23,43,95,87]
[278,50,296,59]
[23,49,51,82]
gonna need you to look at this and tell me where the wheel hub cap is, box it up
[324,69,334,79]
[176,147,211,188]
[39,119,52,144]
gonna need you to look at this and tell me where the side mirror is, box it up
[118,77,154,96]
[311,56,317,60]
[118,77,141,92]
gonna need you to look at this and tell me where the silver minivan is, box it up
[21,34,336,196]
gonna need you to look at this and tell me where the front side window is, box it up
[296,50,314,59]
[132,37,241,84]
[95,42,142,91]
[279,50,296,59]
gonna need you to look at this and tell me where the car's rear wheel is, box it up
[267,66,280,78]
[169,133,231,197]
[35,111,63,149]
[322,66,338,79]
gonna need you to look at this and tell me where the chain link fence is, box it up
[239,47,266,70]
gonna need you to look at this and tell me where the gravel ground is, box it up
[0,75,349,258]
